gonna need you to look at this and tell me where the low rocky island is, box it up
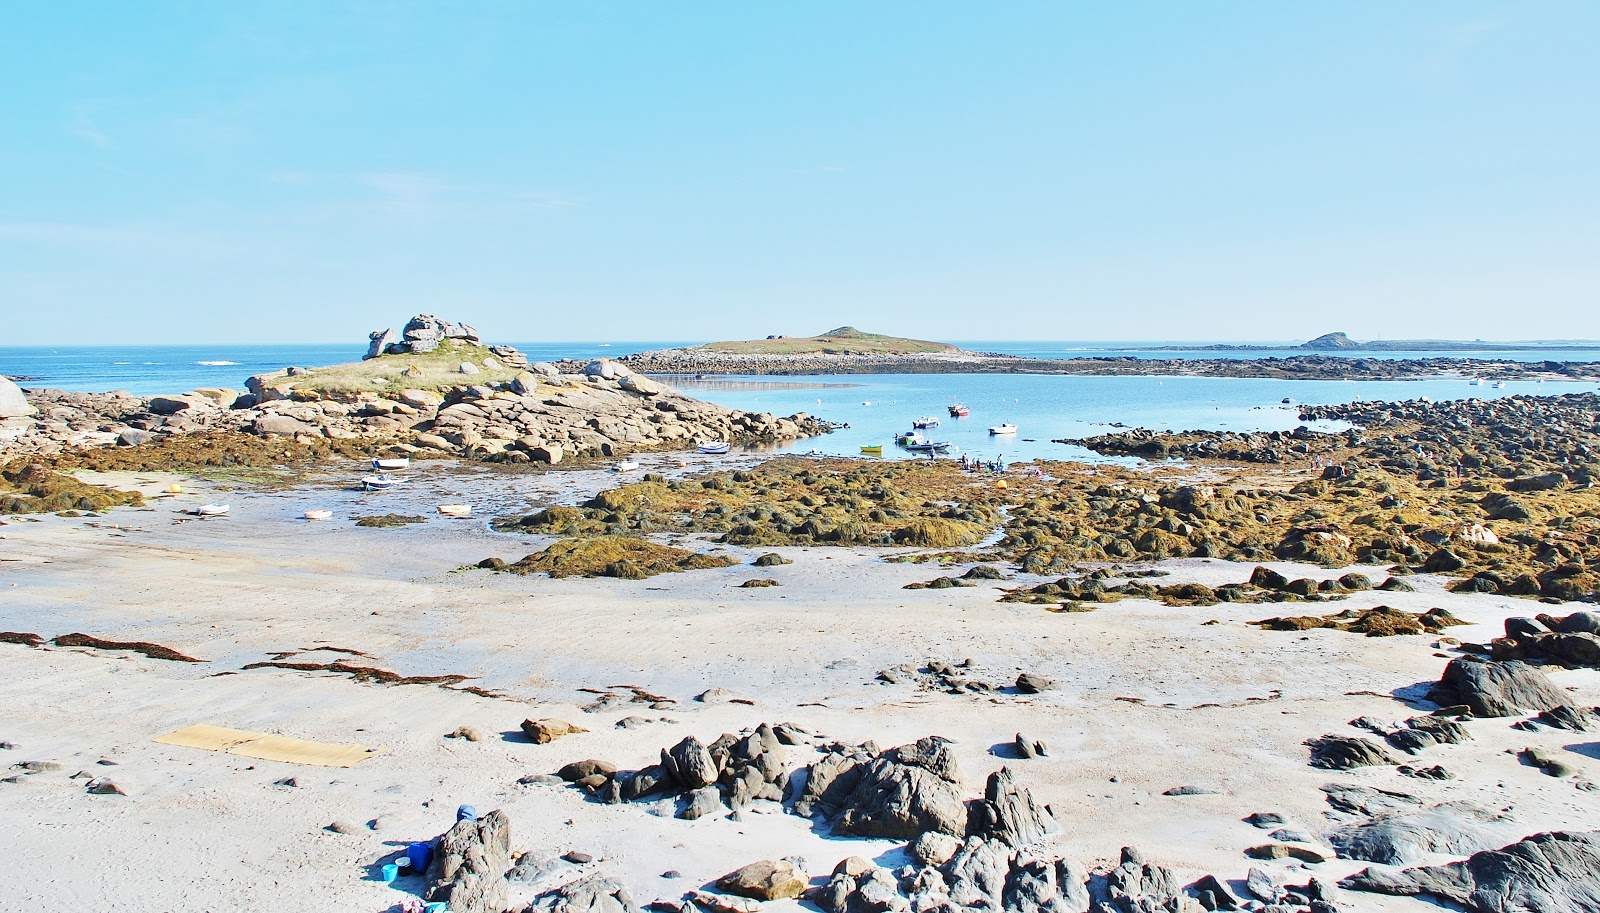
[601,329,1600,381]
[0,314,830,470]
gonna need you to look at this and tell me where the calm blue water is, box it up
[0,342,696,396]
[674,373,1600,463]
[6,340,1599,397]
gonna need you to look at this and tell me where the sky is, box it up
[3,2,1597,345]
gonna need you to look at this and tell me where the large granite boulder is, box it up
[0,376,34,418]
[1426,657,1573,717]
[832,736,969,839]
[1341,830,1600,913]
[425,809,511,913]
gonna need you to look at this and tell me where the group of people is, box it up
[961,453,1006,472]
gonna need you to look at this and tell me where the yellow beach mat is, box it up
[153,724,386,768]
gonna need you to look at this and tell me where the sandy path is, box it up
[1,466,1596,911]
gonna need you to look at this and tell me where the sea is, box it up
[5,341,1600,464]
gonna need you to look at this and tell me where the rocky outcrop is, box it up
[1426,657,1573,717]
[829,737,970,840]
[370,314,481,357]
[1491,611,1600,669]
[968,767,1058,848]
[1328,802,1516,865]
[425,809,512,913]
[4,367,829,462]
[1341,830,1600,913]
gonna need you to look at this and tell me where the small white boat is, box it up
[1469,377,1485,386]
[303,509,332,521]
[437,504,472,518]
[1493,381,1507,389]
[196,504,230,517]
[897,430,925,446]
[989,423,1018,435]
[615,459,641,472]
[361,475,396,491]
[372,457,411,471]
[912,416,940,429]
[697,441,731,454]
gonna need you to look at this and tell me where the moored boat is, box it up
[860,445,883,456]
[904,441,952,453]
[989,423,1017,435]
[361,475,396,491]
[948,403,970,417]
[697,441,731,454]
[912,416,940,429]
[303,509,332,521]
[615,459,641,472]
[437,504,472,518]
[372,457,410,471]
[196,504,230,516]
[896,430,925,446]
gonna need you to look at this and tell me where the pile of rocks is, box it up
[366,313,481,357]
[2,365,828,464]
[1488,610,1600,668]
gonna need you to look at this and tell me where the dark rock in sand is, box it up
[1328,802,1515,865]
[1305,734,1400,769]
[425,808,511,913]
[540,871,642,913]
[661,736,717,789]
[1104,847,1182,913]
[1385,715,1471,754]
[832,737,968,839]
[1341,830,1600,913]
[752,553,792,567]
[1426,657,1573,717]
[1015,672,1055,694]
[968,767,1058,848]
[558,760,615,783]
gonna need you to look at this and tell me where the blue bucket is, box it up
[407,841,433,873]
[381,863,399,882]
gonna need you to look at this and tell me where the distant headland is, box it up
[693,327,958,356]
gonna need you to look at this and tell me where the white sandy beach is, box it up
[1,460,1597,912]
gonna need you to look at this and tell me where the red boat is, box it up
[948,403,970,417]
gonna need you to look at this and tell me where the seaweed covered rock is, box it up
[0,462,143,514]
[1341,830,1600,913]
[1426,657,1573,718]
[494,536,736,579]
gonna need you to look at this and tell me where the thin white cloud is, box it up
[67,107,112,148]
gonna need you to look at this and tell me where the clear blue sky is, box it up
[4,2,1597,344]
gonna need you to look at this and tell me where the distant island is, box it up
[1144,331,1600,353]
[694,326,959,356]
[584,328,1600,381]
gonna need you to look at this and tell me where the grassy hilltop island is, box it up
[695,326,961,356]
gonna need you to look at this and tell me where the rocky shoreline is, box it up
[0,317,833,470]
[583,349,1600,381]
